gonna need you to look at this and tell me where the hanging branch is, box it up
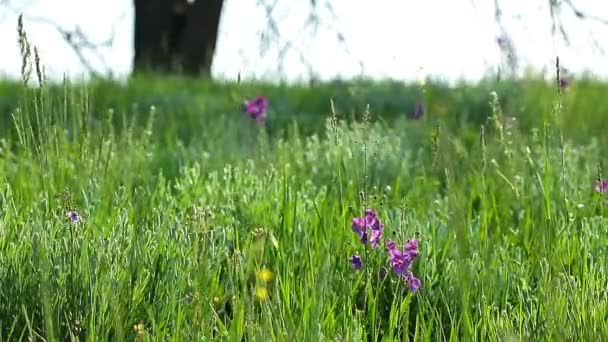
[26,17,107,77]
[255,0,362,80]
[2,2,125,78]
[23,13,124,77]
[555,0,608,55]
[486,0,608,78]
[562,0,608,25]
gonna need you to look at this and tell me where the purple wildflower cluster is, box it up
[349,208,421,292]
[243,96,268,126]
[595,179,608,193]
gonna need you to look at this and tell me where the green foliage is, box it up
[0,74,607,143]
[0,74,607,340]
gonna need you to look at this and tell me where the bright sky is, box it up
[0,0,607,83]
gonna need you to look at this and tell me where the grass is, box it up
[0,69,608,341]
[2,73,608,143]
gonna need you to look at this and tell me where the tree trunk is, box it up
[178,0,224,77]
[133,0,172,73]
[132,0,224,77]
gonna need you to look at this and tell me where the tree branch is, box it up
[255,0,362,80]
[562,0,608,25]
[24,15,110,77]
[3,3,125,77]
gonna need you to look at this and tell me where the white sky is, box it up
[0,0,607,83]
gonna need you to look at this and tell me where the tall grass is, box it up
[1,23,608,341]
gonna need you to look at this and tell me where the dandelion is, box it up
[349,254,363,270]
[255,268,272,302]
[595,179,608,193]
[65,210,82,224]
[257,268,274,283]
[244,96,268,125]
[255,286,269,301]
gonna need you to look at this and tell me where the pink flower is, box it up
[595,179,608,193]
[243,96,268,125]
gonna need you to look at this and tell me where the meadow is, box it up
[1,69,608,341]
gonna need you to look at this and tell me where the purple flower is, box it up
[386,239,397,252]
[405,271,421,292]
[386,239,413,276]
[364,209,381,230]
[349,255,363,270]
[595,179,608,193]
[386,238,421,291]
[559,78,569,89]
[65,210,82,224]
[369,229,383,249]
[351,209,383,248]
[351,217,368,244]
[408,103,424,120]
[404,238,419,257]
[243,96,268,125]
[388,238,419,260]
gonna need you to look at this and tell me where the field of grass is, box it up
[1,72,608,341]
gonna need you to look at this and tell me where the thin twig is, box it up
[3,3,125,77]
[562,0,608,25]
[254,0,362,80]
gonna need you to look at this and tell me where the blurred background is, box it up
[0,0,607,83]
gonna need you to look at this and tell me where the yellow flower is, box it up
[257,268,273,283]
[133,323,146,335]
[255,286,269,301]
